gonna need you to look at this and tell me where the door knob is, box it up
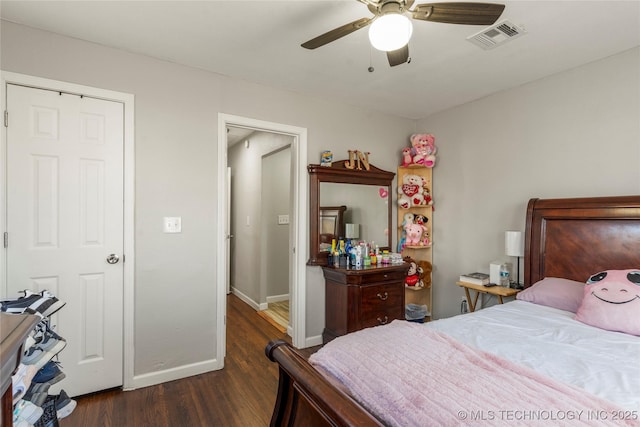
[106,254,120,264]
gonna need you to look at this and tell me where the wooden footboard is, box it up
[265,340,382,427]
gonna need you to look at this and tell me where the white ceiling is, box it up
[1,1,639,120]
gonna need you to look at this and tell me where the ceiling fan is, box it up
[302,1,505,67]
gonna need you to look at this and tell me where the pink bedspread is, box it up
[309,320,637,426]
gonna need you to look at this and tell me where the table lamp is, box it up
[505,231,524,288]
[345,223,359,240]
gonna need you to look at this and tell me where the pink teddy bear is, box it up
[410,133,437,168]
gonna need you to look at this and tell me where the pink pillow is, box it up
[574,269,640,336]
[516,277,585,312]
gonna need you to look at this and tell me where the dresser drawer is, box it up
[360,283,403,318]
[358,269,407,285]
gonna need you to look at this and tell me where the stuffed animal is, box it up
[420,228,430,246]
[404,223,426,246]
[413,214,428,225]
[410,133,437,168]
[403,257,424,288]
[574,269,640,336]
[401,213,415,227]
[401,147,413,167]
[423,185,433,207]
[419,260,433,287]
[397,213,415,252]
[398,174,429,209]
[397,234,406,253]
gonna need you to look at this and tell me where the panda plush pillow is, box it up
[574,269,640,336]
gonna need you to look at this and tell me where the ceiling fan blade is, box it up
[412,2,505,25]
[301,17,373,49]
[355,0,379,6]
[387,45,410,67]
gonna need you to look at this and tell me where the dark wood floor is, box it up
[60,294,315,426]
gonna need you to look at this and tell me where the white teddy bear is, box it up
[398,174,428,209]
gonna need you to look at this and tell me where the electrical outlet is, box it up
[163,217,182,233]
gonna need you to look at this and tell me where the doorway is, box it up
[216,114,307,355]
[227,129,292,332]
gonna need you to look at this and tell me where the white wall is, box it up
[261,146,291,300]
[419,47,640,319]
[0,21,415,381]
[228,132,291,307]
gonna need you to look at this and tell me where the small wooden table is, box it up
[456,281,520,312]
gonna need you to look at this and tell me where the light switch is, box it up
[163,217,182,233]
[278,215,289,225]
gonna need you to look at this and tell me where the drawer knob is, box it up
[377,316,389,325]
[377,292,389,300]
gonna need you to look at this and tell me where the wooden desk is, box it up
[1,313,39,427]
[456,281,520,312]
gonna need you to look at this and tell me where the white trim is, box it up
[131,359,219,390]
[217,114,308,356]
[266,293,289,304]
[231,287,262,311]
[0,71,136,391]
[305,335,323,348]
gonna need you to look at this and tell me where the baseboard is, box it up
[231,287,260,310]
[266,293,290,304]
[127,358,222,391]
[304,334,323,348]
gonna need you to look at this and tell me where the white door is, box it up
[6,84,124,397]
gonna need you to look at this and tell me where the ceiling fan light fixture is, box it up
[368,13,413,52]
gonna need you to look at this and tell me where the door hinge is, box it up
[4,110,7,128]
[3,232,7,248]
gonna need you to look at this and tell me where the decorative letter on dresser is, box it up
[322,263,410,344]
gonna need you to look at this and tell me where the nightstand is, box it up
[456,281,520,312]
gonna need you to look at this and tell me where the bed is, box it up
[265,196,640,426]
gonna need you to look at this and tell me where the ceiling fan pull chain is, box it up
[368,44,375,72]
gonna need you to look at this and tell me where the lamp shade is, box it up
[505,231,524,257]
[368,14,413,52]
[345,223,359,239]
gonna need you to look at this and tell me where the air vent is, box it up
[466,20,526,50]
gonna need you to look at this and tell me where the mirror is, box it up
[308,161,395,266]
[319,205,346,253]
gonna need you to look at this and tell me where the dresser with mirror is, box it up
[308,160,409,343]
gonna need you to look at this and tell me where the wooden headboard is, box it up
[525,196,640,287]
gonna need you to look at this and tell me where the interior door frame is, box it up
[0,71,136,390]
[217,113,307,351]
